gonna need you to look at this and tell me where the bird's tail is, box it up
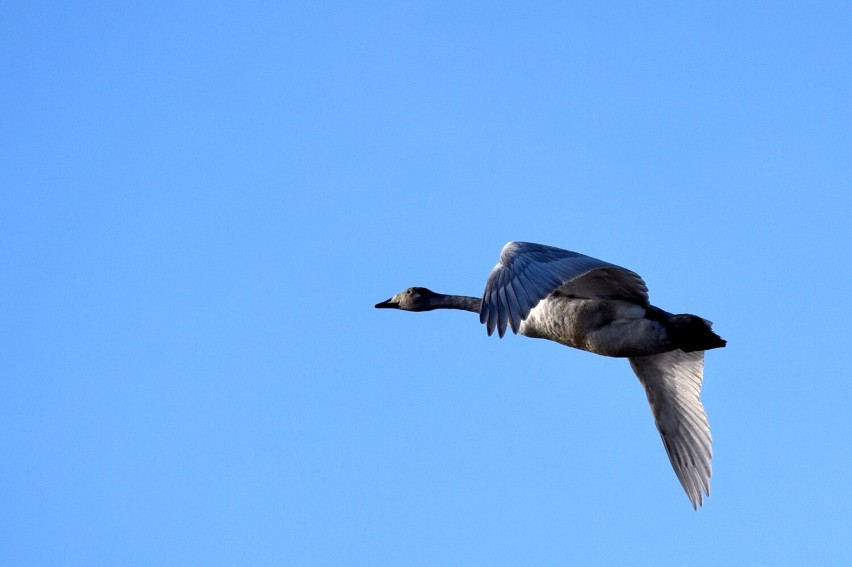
[666,314,726,353]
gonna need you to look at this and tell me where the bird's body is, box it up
[375,241,725,508]
[520,298,669,357]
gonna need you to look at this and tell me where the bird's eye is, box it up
[406,290,412,295]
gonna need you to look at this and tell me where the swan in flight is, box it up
[375,241,726,508]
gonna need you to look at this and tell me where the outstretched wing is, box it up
[480,241,648,337]
[629,350,712,509]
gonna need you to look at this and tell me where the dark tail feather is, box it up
[667,314,727,352]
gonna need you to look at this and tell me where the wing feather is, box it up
[481,241,649,337]
[629,350,712,508]
[503,279,524,334]
[496,287,510,338]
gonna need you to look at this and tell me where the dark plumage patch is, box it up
[666,314,727,352]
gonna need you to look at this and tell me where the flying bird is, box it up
[375,241,726,508]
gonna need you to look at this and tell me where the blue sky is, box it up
[2,2,851,565]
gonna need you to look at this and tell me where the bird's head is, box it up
[375,287,441,312]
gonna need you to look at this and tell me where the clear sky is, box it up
[3,2,851,565]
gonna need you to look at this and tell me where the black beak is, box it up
[375,298,398,309]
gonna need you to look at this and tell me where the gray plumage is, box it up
[376,241,725,508]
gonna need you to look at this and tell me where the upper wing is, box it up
[480,241,649,337]
[629,350,712,509]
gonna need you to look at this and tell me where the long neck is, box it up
[430,293,482,313]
